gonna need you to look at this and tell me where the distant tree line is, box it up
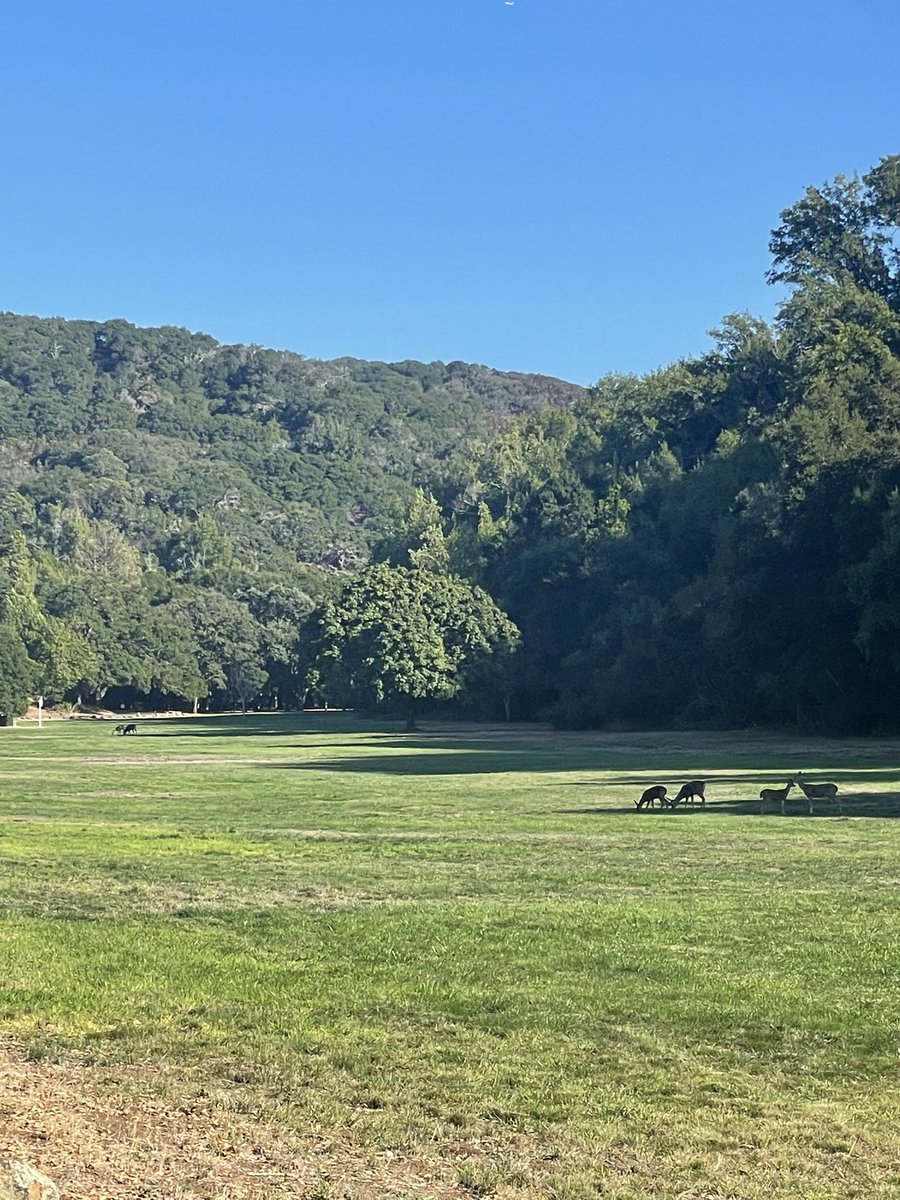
[2,155,900,731]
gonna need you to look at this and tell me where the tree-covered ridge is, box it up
[0,315,582,574]
[0,315,580,713]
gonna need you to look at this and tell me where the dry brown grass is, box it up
[0,1040,466,1200]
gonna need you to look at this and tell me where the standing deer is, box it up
[791,773,842,816]
[759,780,794,815]
[672,780,706,807]
[636,784,668,809]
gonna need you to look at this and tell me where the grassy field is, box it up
[2,714,900,1199]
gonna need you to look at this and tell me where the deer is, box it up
[759,780,794,815]
[791,773,842,816]
[672,780,706,808]
[636,784,668,809]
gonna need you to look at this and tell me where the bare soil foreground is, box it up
[0,1040,465,1199]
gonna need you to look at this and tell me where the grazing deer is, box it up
[759,780,794,815]
[636,784,668,809]
[673,780,706,807]
[791,773,842,816]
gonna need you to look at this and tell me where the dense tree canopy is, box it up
[0,624,33,719]
[306,563,519,728]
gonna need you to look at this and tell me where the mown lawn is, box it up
[2,713,900,1198]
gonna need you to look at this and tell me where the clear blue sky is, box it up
[2,1,898,385]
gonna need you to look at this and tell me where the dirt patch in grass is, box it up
[0,1040,465,1199]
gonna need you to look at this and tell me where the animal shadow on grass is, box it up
[711,791,900,819]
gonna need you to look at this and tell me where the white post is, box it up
[37,695,44,729]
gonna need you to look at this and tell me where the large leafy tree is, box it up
[0,532,98,703]
[177,590,268,711]
[308,564,519,728]
[768,155,900,303]
[0,624,33,720]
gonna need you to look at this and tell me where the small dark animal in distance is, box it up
[673,780,706,807]
[636,784,668,809]
[114,722,138,735]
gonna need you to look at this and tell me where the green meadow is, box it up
[3,714,900,1198]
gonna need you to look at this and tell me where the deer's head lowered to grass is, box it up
[636,784,668,810]
[672,780,705,807]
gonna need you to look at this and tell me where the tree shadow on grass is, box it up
[138,727,594,774]
[264,749,575,776]
[262,753,900,782]
[130,714,372,738]
[572,768,900,785]
[565,792,900,819]
[132,716,556,749]
[128,718,900,774]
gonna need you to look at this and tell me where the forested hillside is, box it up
[434,156,900,732]
[2,155,900,731]
[0,316,580,714]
